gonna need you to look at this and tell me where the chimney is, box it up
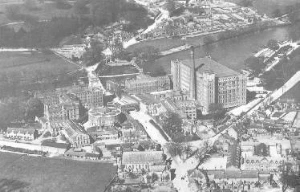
[190,46,196,100]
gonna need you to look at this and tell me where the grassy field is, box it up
[0,1,75,25]
[0,51,79,76]
[0,152,116,192]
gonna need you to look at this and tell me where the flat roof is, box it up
[177,57,240,77]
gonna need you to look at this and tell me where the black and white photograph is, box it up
[0,0,300,191]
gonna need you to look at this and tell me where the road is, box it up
[129,110,168,145]
[129,105,221,192]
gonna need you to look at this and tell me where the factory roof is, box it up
[177,57,241,77]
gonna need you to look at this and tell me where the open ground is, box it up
[0,152,116,192]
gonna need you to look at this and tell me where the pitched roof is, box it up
[226,141,241,168]
[63,120,88,139]
[122,151,164,164]
[208,170,258,179]
[7,128,36,135]
[178,57,240,77]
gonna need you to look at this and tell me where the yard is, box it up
[0,152,116,192]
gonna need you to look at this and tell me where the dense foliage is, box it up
[90,0,152,32]
[0,96,43,130]
[0,17,90,48]
[267,39,280,51]
[244,56,264,74]
[2,0,152,49]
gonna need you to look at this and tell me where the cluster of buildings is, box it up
[124,74,171,95]
[140,0,266,40]
[52,44,86,60]
[184,126,299,191]
[39,85,103,124]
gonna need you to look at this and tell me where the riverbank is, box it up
[263,41,300,73]
[128,18,290,55]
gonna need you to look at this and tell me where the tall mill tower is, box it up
[189,46,197,100]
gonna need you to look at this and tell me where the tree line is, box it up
[1,0,153,49]
[0,17,91,48]
[0,96,44,131]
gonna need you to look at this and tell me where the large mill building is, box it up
[171,47,247,114]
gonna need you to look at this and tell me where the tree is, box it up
[25,98,44,121]
[237,0,253,7]
[55,0,72,10]
[166,142,184,157]
[208,103,226,120]
[287,10,300,23]
[5,5,21,20]
[152,173,159,182]
[165,0,176,14]
[91,0,116,26]
[74,0,90,15]
[156,144,162,151]
[137,144,145,151]
[24,0,39,11]
[125,186,132,192]
[244,56,264,74]
[82,39,104,66]
[267,39,280,51]
[280,162,300,192]
[165,23,177,36]
[161,112,183,136]
[272,9,282,18]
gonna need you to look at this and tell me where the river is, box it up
[148,23,300,74]
[142,22,300,101]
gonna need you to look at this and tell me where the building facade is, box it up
[124,74,171,94]
[171,52,246,114]
[6,128,37,141]
[69,86,104,109]
[87,106,121,127]
[43,94,81,122]
[122,151,166,174]
[60,120,90,148]
[240,141,292,172]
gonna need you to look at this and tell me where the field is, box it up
[0,152,116,192]
[0,51,79,76]
[0,1,75,26]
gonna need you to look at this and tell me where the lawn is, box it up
[0,51,79,78]
[0,152,116,192]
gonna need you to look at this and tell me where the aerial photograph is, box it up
[0,0,300,191]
